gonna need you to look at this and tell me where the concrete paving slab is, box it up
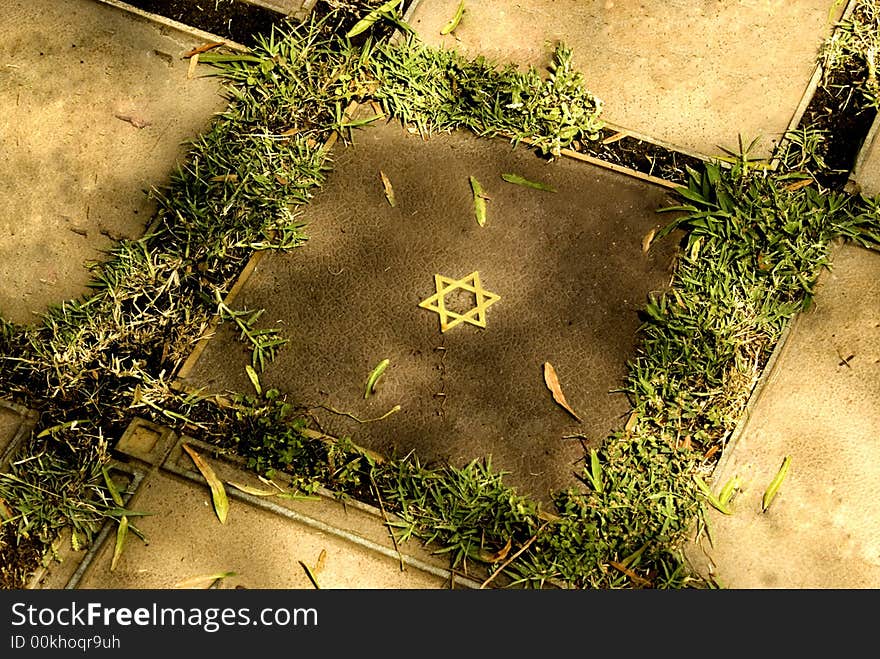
[0,0,229,325]
[176,118,681,503]
[849,112,880,195]
[684,242,880,588]
[0,399,38,473]
[73,470,453,589]
[58,421,471,589]
[0,408,22,462]
[26,528,91,590]
[404,0,844,160]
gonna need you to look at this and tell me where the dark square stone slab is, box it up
[180,120,680,501]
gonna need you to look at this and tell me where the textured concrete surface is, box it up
[57,419,472,590]
[75,471,453,589]
[684,242,880,588]
[850,113,880,195]
[0,0,228,325]
[0,399,38,472]
[177,117,681,503]
[0,406,23,461]
[405,0,843,159]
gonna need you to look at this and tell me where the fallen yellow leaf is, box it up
[110,516,128,573]
[642,227,657,253]
[315,549,327,574]
[227,481,278,497]
[187,52,199,79]
[380,170,396,207]
[478,537,512,563]
[608,560,651,587]
[174,571,237,589]
[0,497,12,521]
[624,410,638,434]
[182,443,229,524]
[543,362,582,422]
[783,178,814,192]
[182,41,224,58]
[601,131,628,145]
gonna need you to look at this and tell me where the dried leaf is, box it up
[111,516,128,572]
[608,560,651,587]
[187,52,199,79]
[624,410,638,434]
[227,481,278,497]
[601,131,628,145]
[258,475,287,492]
[479,537,512,563]
[783,178,814,192]
[543,362,582,422]
[642,227,657,253]
[500,173,557,192]
[441,0,465,34]
[174,571,237,589]
[210,173,239,183]
[114,113,151,129]
[315,549,327,574]
[0,498,12,521]
[183,42,224,58]
[182,443,229,524]
[380,170,396,207]
[470,176,487,226]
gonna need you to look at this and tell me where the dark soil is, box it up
[122,0,412,47]
[121,0,289,47]
[572,130,706,186]
[0,527,44,589]
[796,65,878,190]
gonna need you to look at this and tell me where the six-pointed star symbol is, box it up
[418,271,500,332]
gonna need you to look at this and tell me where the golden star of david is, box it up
[418,271,500,333]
